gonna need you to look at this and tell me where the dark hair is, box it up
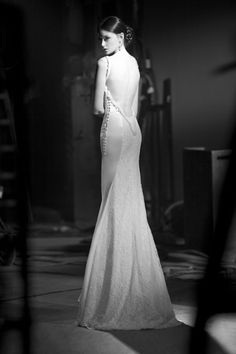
[98,16,134,47]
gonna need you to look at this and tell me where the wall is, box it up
[4,0,236,223]
[5,0,98,223]
[142,1,236,200]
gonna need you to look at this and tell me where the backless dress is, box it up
[77,50,179,330]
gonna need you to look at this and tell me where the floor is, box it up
[0,223,236,354]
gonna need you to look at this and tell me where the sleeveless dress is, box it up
[77,53,179,330]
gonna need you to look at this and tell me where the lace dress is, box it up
[77,49,179,330]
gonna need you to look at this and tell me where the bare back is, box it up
[106,48,140,117]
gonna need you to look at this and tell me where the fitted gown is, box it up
[77,49,179,330]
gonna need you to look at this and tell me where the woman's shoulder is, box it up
[97,56,108,67]
[129,55,140,74]
[127,53,139,67]
[97,56,110,78]
[97,56,109,77]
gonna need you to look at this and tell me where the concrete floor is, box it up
[1,225,236,354]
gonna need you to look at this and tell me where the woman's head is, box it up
[98,16,134,55]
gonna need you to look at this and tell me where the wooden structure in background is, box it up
[139,78,174,231]
[0,91,17,223]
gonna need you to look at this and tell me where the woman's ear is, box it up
[118,32,124,42]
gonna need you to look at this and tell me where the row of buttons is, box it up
[100,96,111,156]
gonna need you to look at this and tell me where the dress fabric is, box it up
[77,54,179,330]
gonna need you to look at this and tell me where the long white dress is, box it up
[77,47,179,330]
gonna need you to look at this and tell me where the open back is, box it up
[106,49,140,118]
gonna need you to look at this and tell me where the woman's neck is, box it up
[109,45,126,57]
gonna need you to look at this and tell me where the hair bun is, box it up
[125,25,134,46]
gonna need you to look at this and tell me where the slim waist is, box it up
[105,91,137,136]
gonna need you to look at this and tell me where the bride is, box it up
[77,16,180,330]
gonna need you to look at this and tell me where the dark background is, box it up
[1,0,236,229]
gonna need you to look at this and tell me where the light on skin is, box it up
[99,29,124,56]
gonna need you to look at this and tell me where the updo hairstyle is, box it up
[98,16,134,47]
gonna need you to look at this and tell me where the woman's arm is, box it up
[93,57,107,117]
[132,80,140,118]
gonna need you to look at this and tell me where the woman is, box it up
[77,16,180,330]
